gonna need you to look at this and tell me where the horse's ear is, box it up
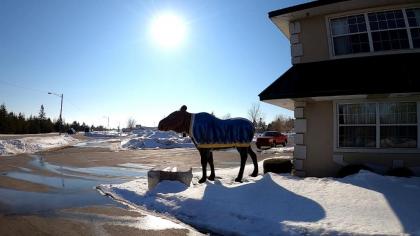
[180,105,187,112]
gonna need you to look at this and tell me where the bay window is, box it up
[337,102,418,149]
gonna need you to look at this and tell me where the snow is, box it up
[261,146,294,155]
[84,131,127,138]
[99,163,420,235]
[0,135,78,156]
[121,128,194,149]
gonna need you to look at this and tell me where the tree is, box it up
[127,118,136,129]
[222,113,231,119]
[38,105,46,120]
[247,103,263,128]
[267,115,294,132]
[0,104,7,133]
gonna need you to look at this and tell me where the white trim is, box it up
[418,102,420,149]
[376,104,380,148]
[333,100,420,153]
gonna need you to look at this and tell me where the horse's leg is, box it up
[198,148,209,183]
[248,146,258,177]
[208,151,215,181]
[235,147,248,182]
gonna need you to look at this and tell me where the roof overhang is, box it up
[259,53,420,109]
[263,93,420,110]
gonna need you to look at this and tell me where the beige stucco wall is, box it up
[303,101,340,177]
[298,15,330,64]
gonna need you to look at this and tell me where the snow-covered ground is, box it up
[99,163,420,235]
[0,135,78,156]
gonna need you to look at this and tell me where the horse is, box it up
[158,105,258,183]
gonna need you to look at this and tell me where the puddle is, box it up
[0,188,118,215]
[63,166,147,178]
[1,154,149,215]
[5,172,108,190]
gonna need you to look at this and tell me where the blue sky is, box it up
[0,0,308,128]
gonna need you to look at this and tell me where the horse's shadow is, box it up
[177,174,326,234]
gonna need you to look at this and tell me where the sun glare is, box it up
[150,12,187,49]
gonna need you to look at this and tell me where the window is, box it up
[330,7,420,56]
[337,102,418,149]
[379,102,417,148]
[368,10,410,51]
[330,15,370,55]
[338,103,376,147]
[406,8,420,48]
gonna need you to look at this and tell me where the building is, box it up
[259,0,420,177]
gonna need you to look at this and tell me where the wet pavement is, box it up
[0,139,204,235]
[0,137,289,235]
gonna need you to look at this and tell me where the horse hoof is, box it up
[208,175,215,181]
[198,178,207,183]
[250,172,258,177]
[234,177,242,183]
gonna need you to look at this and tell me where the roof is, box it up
[259,53,420,101]
[268,0,350,18]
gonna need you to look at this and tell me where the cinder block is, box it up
[294,145,307,160]
[294,119,307,133]
[148,166,192,190]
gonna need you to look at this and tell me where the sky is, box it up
[0,0,309,128]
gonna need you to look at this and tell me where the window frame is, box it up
[333,100,420,153]
[326,4,420,59]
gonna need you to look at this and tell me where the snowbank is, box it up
[0,135,78,156]
[85,131,127,138]
[261,146,294,155]
[121,128,194,149]
[99,164,420,235]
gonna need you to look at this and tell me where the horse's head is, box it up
[158,105,191,134]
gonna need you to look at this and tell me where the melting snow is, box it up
[0,135,78,156]
[99,163,420,235]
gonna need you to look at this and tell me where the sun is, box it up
[150,12,187,49]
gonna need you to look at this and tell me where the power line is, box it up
[0,79,50,94]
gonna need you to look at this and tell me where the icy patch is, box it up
[0,135,78,156]
[99,164,420,236]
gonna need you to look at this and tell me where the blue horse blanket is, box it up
[189,112,254,148]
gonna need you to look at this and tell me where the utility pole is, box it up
[48,92,64,135]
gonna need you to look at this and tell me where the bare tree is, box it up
[127,118,136,129]
[222,113,231,119]
[247,103,263,128]
[268,115,294,132]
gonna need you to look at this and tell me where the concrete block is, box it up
[294,119,307,133]
[148,166,193,190]
[295,133,304,145]
[294,107,304,118]
[294,145,307,160]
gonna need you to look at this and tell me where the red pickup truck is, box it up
[256,131,288,149]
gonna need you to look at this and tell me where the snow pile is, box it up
[121,128,194,149]
[0,135,78,156]
[262,146,294,155]
[85,131,126,138]
[99,165,420,235]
